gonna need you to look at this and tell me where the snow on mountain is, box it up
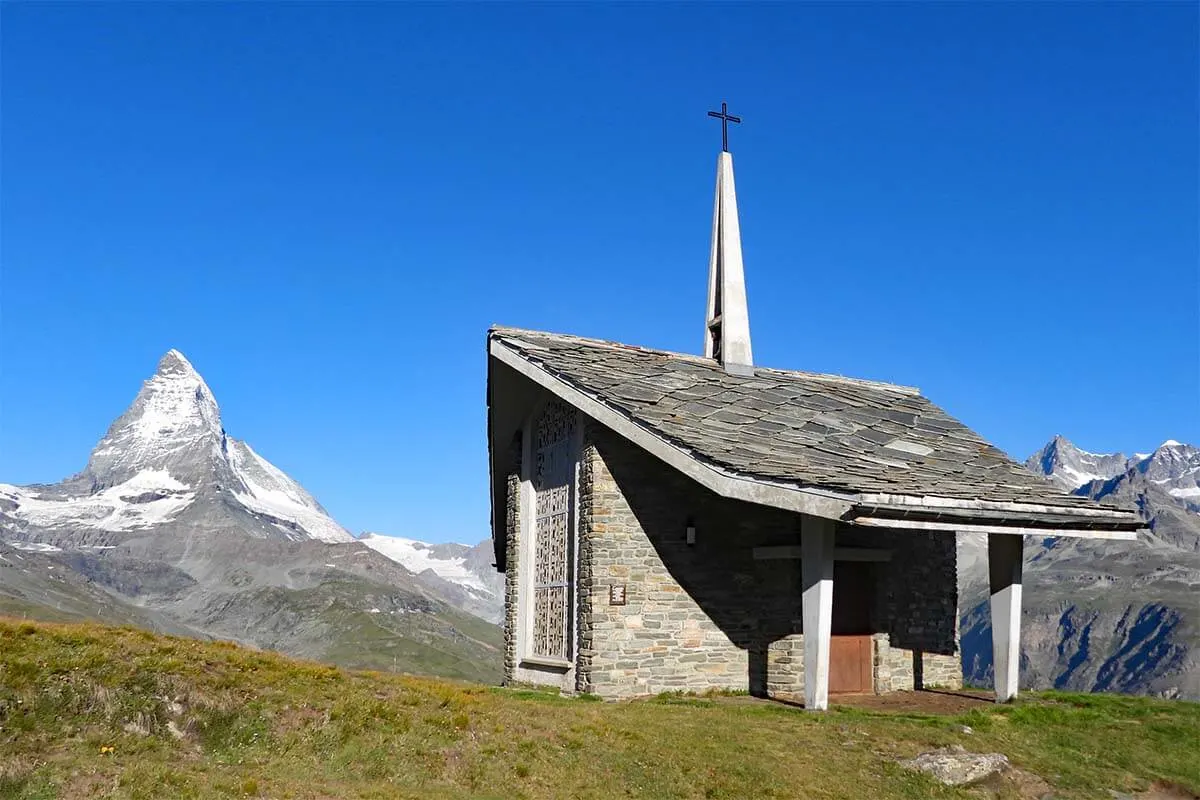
[0,350,352,544]
[358,534,487,591]
[84,350,225,489]
[1027,435,1200,509]
[1135,440,1200,509]
[226,440,351,544]
[0,470,195,532]
[6,541,65,553]
[357,533,503,622]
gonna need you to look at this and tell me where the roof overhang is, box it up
[488,338,1144,542]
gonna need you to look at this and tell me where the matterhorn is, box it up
[0,350,352,548]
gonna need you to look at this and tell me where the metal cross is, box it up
[707,102,741,152]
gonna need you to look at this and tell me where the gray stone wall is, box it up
[875,634,963,691]
[875,530,959,656]
[577,423,798,697]
[575,428,597,693]
[766,634,805,701]
[502,433,521,684]
[574,421,961,699]
[920,651,965,690]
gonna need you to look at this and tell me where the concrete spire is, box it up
[704,151,754,374]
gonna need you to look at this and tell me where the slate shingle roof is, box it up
[490,326,1103,511]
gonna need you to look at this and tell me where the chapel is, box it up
[485,107,1142,709]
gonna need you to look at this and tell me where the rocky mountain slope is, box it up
[0,351,501,682]
[959,436,1200,699]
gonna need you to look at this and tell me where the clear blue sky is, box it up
[2,3,1197,542]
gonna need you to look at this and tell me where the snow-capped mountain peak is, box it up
[1026,435,1200,516]
[1136,440,1200,502]
[84,349,224,489]
[158,348,199,375]
[1,350,352,545]
[1024,434,1130,490]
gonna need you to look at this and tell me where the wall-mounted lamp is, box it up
[685,520,696,546]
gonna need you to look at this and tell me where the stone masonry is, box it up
[502,432,521,683]
[573,421,961,699]
[875,634,962,692]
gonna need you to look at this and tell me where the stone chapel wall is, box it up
[577,422,798,698]
[575,421,961,699]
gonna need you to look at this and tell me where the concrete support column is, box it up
[988,533,1024,703]
[802,516,836,711]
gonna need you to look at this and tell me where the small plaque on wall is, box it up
[609,584,627,606]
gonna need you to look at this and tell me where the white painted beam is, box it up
[801,516,836,711]
[855,492,1141,522]
[988,533,1024,703]
[852,515,1140,541]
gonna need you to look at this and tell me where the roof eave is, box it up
[847,501,1143,540]
[490,337,1143,542]
[852,491,1138,521]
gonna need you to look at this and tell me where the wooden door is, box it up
[829,562,875,694]
[829,635,873,694]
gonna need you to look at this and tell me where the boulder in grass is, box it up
[900,745,1009,786]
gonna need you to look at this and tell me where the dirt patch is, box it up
[971,766,1055,799]
[705,689,995,715]
[832,689,995,715]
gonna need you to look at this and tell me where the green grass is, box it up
[1,618,1196,800]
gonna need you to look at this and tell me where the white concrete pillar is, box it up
[988,533,1024,703]
[802,516,836,711]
